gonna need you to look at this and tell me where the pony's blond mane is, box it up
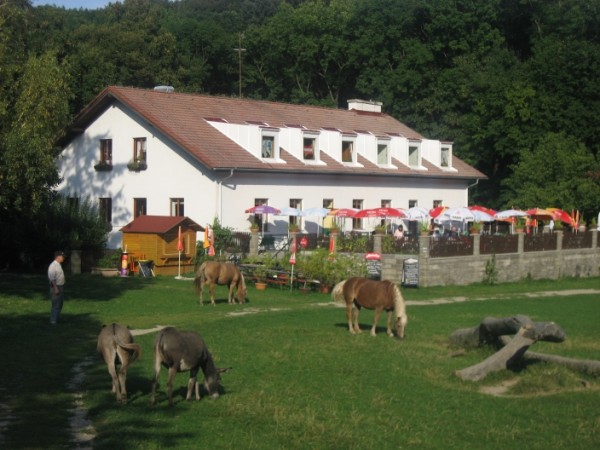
[392,283,408,333]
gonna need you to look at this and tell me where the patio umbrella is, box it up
[494,209,526,220]
[547,208,576,227]
[438,207,475,222]
[245,205,281,215]
[302,207,329,217]
[525,208,554,220]
[355,207,406,218]
[471,209,494,222]
[276,206,303,216]
[404,207,430,221]
[330,208,358,217]
[429,205,448,218]
[469,205,497,216]
[301,207,330,237]
[245,204,281,235]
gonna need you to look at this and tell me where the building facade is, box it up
[57,87,486,248]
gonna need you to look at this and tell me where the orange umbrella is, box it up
[525,208,554,220]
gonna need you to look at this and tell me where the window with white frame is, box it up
[408,142,420,167]
[342,139,354,163]
[377,141,389,165]
[134,198,147,217]
[303,134,318,160]
[262,135,275,158]
[441,145,450,167]
[409,200,418,208]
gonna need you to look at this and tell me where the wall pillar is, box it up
[373,233,383,254]
[250,230,259,257]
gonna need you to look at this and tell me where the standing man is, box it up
[48,251,66,324]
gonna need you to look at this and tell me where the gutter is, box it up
[217,168,235,224]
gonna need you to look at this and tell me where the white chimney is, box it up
[347,99,382,113]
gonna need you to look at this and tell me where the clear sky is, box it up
[32,0,121,9]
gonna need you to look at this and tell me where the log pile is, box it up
[450,315,600,381]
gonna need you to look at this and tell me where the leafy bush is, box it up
[297,248,367,286]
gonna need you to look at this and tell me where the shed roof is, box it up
[121,215,204,234]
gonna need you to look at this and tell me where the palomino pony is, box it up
[194,261,247,305]
[332,277,407,339]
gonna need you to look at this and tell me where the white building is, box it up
[57,86,486,248]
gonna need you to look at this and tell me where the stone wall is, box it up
[380,230,599,287]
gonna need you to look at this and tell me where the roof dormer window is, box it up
[261,128,279,160]
[408,141,420,167]
[342,139,354,163]
[303,137,315,160]
[377,141,389,165]
[441,144,451,168]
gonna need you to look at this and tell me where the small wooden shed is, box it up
[121,215,204,276]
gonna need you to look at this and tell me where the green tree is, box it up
[507,132,600,221]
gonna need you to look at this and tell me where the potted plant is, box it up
[252,261,269,290]
[288,222,300,233]
[419,221,430,236]
[127,158,147,171]
[249,221,260,232]
[469,222,482,235]
[93,160,113,171]
[374,224,386,235]
[92,250,121,277]
[515,216,525,233]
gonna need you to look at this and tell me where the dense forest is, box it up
[0,0,599,266]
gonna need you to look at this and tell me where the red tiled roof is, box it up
[121,215,203,234]
[66,86,486,180]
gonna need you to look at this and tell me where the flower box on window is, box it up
[94,161,113,171]
[127,160,147,171]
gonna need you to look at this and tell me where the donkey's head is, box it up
[204,367,232,398]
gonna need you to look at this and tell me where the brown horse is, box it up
[194,261,247,305]
[332,277,407,339]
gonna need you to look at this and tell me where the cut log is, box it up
[499,336,600,376]
[449,315,566,348]
[455,326,535,381]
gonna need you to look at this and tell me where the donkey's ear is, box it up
[217,367,232,374]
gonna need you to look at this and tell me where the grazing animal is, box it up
[97,323,142,403]
[332,277,407,339]
[151,326,231,406]
[194,261,247,305]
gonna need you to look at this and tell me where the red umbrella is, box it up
[330,208,358,218]
[429,206,448,218]
[547,208,576,227]
[469,205,497,216]
[355,207,406,218]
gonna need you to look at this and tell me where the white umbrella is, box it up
[405,207,430,221]
[301,207,330,236]
[471,210,494,222]
[438,207,475,222]
[494,209,526,220]
[277,207,303,216]
[302,207,329,217]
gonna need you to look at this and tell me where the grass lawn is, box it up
[0,273,599,449]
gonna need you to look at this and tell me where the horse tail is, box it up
[331,279,347,304]
[194,262,207,294]
[392,283,408,337]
